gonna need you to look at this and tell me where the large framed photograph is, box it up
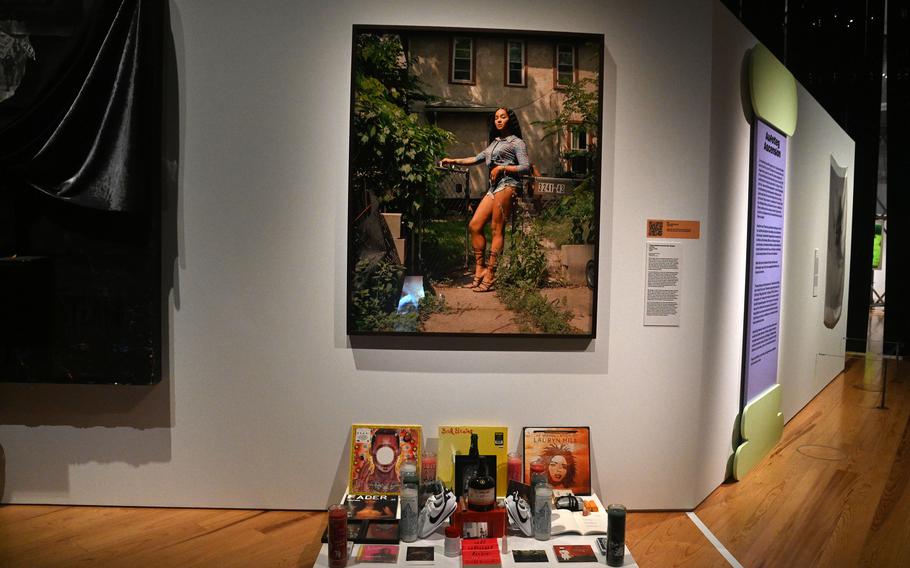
[347,25,604,337]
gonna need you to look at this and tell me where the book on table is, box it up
[550,493,608,536]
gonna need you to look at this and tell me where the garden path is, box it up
[423,281,592,334]
[423,283,523,334]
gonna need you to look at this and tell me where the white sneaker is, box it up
[505,491,533,536]
[417,486,457,538]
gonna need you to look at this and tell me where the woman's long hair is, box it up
[488,107,523,143]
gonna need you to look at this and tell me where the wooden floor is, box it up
[1,357,907,567]
[626,355,910,568]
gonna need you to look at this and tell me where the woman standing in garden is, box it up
[440,107,530,292]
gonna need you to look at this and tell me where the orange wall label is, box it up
[646,219,701,239]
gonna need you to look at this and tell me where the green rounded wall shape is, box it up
[749,44,797,136]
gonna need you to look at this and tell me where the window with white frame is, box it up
[567,125,591,174]
[555,43,575,88]
[506,39,526,86]
[451,37,474,84]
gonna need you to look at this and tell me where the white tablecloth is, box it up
[314,533,638,566]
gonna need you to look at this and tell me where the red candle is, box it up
[507,452,523,483]
[328,504,348,568]
[421,452,437,483]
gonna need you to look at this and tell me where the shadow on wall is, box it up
[328,430,353,507]
[1,443,6,500]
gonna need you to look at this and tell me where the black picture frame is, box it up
[346,25,605,340]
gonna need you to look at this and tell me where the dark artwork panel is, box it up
[0,0,161,384]
[346,25,605,338]
[824,158,848,329]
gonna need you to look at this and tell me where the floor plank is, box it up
[694,357,910,568]
[625,511,730,567]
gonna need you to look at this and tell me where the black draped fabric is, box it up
[0,0,162,384]
[0,0,154,212]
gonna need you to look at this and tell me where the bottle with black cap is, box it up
[466,435,495,511]
[606,504,626,567]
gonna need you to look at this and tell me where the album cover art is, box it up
[349,424,421,495]
[523,427,591,494]
[343,494,398,520]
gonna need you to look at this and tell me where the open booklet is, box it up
[550,493,608,536]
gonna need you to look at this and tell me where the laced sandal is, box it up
[463,249,486,288]
[464,273,484,289]
[473,251,499,293]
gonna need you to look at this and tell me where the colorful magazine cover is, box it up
[343,494,398,520]
[522,427,591,495]
[349,424,421,495]
[437,426,508,497]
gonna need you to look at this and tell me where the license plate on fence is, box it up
[532,177,576,199]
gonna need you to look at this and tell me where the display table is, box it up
[314,533,638,566]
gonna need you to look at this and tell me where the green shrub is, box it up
[497,285,578,334]
[351,258,405,332]
[499,220,548,289]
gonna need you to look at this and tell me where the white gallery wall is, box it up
[0,0,853,511]
[778,88,855,421]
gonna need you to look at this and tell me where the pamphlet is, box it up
[358,544,399,563]
[461,538,502,567]
[553,544,597,562]
[512,549,549,563]
[405,546,435,563]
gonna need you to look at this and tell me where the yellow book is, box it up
[437,425,508,498]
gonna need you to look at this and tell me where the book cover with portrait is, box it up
[349,424,421,495]
[522,427,590,495]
